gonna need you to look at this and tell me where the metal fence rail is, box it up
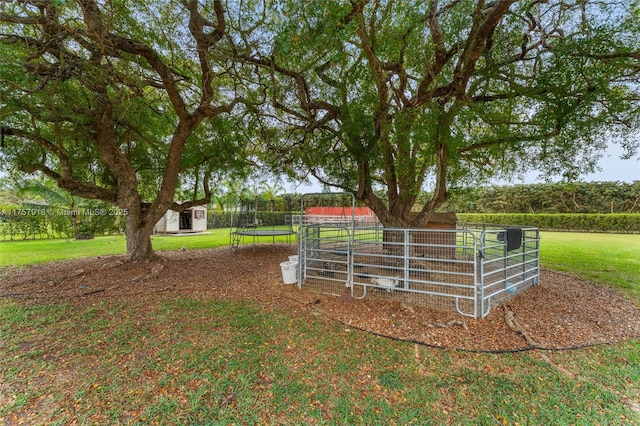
[298,223,540,318]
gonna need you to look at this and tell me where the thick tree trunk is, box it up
[124,219,156,261]
[123,204,158,261]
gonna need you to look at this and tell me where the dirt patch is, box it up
[1,244,639,352]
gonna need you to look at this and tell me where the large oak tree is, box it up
[0,0,248,259]
[242,0,640,227]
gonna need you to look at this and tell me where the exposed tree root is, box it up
[503,304,537,347]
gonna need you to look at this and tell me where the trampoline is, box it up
[230,196,297,251]
[233,229,296,237]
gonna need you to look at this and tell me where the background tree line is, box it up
[443,181,639,214]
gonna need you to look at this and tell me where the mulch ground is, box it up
[1,244,639,352]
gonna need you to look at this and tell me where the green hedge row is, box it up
[207,211,299,229]
[0,205,125,241]
[207,211,235,229]
[457,213,640,233]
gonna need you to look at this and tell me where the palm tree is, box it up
[260,182,285,200]
[17,180,78,210]
[17,180,85,237]
[260,182,286,211]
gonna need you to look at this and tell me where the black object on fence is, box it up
[497,227,523,251]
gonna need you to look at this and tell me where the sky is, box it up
[509,144,639,185]
[584,146,639,182]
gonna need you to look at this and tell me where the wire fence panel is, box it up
[299,224,353,296]
[298,222,540,318]
[477,227,540,317]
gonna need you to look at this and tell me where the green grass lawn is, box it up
[0,229,233,267]
[1,230,639,424]
[539,232,640,302]
[1,296,638,424]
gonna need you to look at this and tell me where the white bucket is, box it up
[280,261,297,284]
[288,255,299,263]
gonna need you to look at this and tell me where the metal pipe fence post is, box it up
[478,231,486,318]
[534,229,541,285]
[404,229,410,289]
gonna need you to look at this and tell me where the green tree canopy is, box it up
[241,0,640,226]
[0,0,250,259]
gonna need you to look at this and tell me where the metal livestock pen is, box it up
[297,195,540,319]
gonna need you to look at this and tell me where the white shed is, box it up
[154,205,207,234]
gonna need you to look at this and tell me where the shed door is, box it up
[179,210,192,230]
